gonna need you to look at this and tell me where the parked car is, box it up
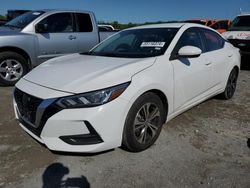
[222,13,250,57]
[210,20,231,33]
[0,10,116,86]
[7,10,31,21]
[184,19,215,26]
[0,10,30,26]
[13,23,240,153]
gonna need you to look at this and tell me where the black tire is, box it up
[0,51,28,86]
[219,68,238,100]
[122,92,166,152]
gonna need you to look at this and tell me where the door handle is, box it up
[205,62,212,66]
[68,35,77,40]
[228,54,233,57]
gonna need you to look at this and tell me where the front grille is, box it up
[14,88,42,125]
[14,88,62,137]
[228,39,250,52]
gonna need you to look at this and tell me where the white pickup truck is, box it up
[223,13,250,58]
[0,10,116,85]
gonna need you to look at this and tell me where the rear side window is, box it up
[39,13,73,33]
[202,29,225,51]
[75,13,93,32]
[219,21,229,30]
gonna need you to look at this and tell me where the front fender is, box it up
[120,58,174,120]
[0,34,37,67]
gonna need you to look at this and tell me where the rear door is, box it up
[200,28,228,87]
[35,12,78,63]
[74,13,99,53]
[171,27,213,110]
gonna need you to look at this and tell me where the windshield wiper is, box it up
[80,51,121,57]
[93,52,124,57]
[80,51,93,55]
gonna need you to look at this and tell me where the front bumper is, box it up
[13,81,130,153]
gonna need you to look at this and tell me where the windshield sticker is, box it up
[33,12,41,16]
[140,42,165,48]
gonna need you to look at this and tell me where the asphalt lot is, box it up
[0,63,249,188]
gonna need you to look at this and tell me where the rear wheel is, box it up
[219,68,238,100]
[122,92,166,152]
[0,52,28,86]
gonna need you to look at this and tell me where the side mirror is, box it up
[178,46,202,58]
[35,23,48,33]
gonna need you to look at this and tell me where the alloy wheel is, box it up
[226,69,237,98]
[133,103,161,144]
[0,59,23,81]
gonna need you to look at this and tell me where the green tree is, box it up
[0,15,6,20]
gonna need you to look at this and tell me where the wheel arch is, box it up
[233,65,240,76]
[138,89,169,122]
[0,46,31,69]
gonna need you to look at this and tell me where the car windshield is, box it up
[84,28,178,58]
[228,16,250,31]
[4,11,45,29]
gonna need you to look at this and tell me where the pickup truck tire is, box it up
[0,51,28,86]
[122,92,165,152]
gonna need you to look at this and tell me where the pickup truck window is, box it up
[88,28,178,58]
[4,11,45,29]
[228,16,250,31]
[75,13,93,32]
[38,13,73,33]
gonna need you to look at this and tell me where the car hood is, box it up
[23,54,156,94]
[223,31,250,40]
[0,26,22,35]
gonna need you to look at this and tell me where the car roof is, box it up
[185,19,212,22]
[238,12,250,16]
[129,23,185,30]
[30,9,94,14]
[127,23,210,30]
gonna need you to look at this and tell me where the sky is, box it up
[1,0,250,23]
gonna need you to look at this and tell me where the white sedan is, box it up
[13,23,240,153]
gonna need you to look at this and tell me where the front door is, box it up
[35,12,78,63]
[171,28,213,111]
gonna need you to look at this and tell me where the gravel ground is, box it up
[0,66,249,188]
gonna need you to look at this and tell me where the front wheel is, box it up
[219,68,238,100]
[0,52,28,86]
[122,92,166,152]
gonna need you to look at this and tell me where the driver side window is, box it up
[175,28,204,53]
[38,13,73,33]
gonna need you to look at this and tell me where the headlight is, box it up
[56,82,130,108]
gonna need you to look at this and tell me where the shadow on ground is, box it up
[42,163,90,188]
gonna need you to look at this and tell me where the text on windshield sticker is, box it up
[140,42,165,48]
[33,12,41,16]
